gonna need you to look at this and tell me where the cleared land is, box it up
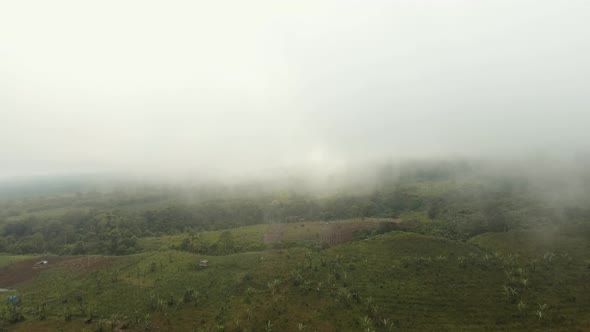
[0,221,588,331]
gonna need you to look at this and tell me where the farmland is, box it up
[0,221,588,331]
[0,162,589,331]
[2,0,589,329]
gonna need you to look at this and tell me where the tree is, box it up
[180,237,192,251]
[72,241,86,255]
[218,231,235,254]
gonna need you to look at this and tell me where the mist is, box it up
[1,0,589,180]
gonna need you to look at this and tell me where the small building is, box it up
[198,260,208,268]
[33,260,48,268]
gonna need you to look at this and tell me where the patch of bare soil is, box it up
[0,256,114,288]
[0,256,58,287]
[264,219,401,247]
[263,223,287,243]
[55,256,114,272]
[319,221,382,247]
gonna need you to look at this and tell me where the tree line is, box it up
[1,163,588,255]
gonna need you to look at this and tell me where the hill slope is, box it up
[0,224,589,331]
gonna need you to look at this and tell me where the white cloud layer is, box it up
[1,0,589,178]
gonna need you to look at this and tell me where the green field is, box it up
[0,255,38,268]
[0,221,588,331]
[1,162,590,331]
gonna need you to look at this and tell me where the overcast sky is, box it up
[1,0,589,179]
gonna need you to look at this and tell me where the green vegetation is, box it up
[0,225,588,331]
[0,161,589,330]
[0,255,37,268]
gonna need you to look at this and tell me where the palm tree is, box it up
[338,287,353,304]
[110,313,122,330]
[360,316,374,332]
[247,308,253,321]
[316,281,323,296]
[370,304,380,317]
[183,287,193,303]
[267,279,281,300]
[157,298,166,312]
[457,256,466,267]
[517,300,527,318]
[63,307,73,322]
[542,252,555,263]
[536,303,548,320]
[502,285,518,301]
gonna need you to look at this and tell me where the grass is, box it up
[1,223,589,331]
[138,224,269,251]
[0,255,38,268]
[138,218,394,252]
[470,222,590,260]
[398,211,431,223]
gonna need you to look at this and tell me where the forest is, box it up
[1,161,588,256]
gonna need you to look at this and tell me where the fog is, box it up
[1,0,589,180]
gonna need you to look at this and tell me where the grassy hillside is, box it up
[138,218,393,252]
[0,255,38,269]
[0,222,588,331]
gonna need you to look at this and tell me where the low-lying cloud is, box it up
[1,0,589,179]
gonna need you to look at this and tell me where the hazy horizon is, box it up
[2,0,589,179]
